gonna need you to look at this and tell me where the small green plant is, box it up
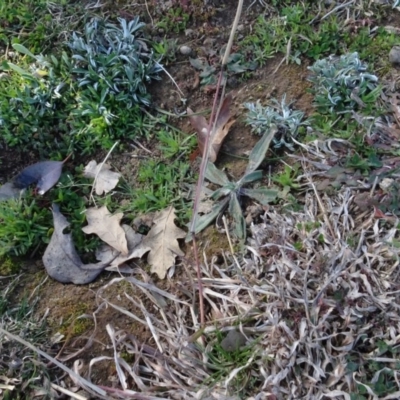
[68,17,162,107]
[0,196,51,257]
[156,128,197,158]
[156,7,190,33]
[192,127,279,240]
[244,94,307,150]
[203,329,263,396]
[153,38,178,65]
[272,163,301,190]
[307,52,381,114]
[189,50,256,86]
[0,0,56,51]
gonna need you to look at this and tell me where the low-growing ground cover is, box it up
[2,1,400,399]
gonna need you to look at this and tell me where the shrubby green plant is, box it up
[68,17,162,107]
[307,52,381,114]
[244,94,307,150]
[0,17,163,157]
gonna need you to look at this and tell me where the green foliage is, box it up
[0,0,55,51]
[189,50,256,86]
[152,38,178,65]
[244,94,308,150]
[241,3,400,69]
[120,127,196,223]
[68,17,162,107]
[0,17,163,157]
[347,347,400,398]
[272,164,300,190]
[156,7,190,33]
[307,52,381,114]
[0,196,51,257]
[156,128,197,158]
[0,171,105,258]
[203,329,263,396]
[192,127,279,240]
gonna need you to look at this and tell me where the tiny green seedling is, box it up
[191,126,279,240]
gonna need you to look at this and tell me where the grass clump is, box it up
[242,3,400,69]
[0,276,51,399]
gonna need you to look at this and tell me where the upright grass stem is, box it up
[189,0,244,327]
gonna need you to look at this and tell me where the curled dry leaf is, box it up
[13,160,64,194]
[43,204,113,284]
[96,224,150,271]
[83,160,121,195]
[82,206,129,255]
[0,182,21,201]
[142,206,186,279]
[188,93,235,162]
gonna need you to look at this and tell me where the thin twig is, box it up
[189,0,244,328]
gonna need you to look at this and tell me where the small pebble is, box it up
[220,330,246,352]
[180,45,192,56]
[389,46,400,65]
[185,29,195,37]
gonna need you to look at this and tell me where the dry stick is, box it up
[189,0,244,328]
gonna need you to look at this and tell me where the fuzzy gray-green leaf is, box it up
[241,187,278,206]
[205,162,230,186]
[12,44,36,59]
[245,124,277,175]
[229,194,246,239]
[239,170,263,185]
[186,199,228,241]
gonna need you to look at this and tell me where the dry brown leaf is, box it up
[96,224,150,271]
[142,206,186,279]
[82,206,129,255]
[43,204,113,284]
[83,160,121,195]
[188,93,235,162]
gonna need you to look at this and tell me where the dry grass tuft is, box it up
[62,141,400,398]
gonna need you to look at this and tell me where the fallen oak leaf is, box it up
[96,224,150,271]
[142,206,186,279]
[188,93,235,162]
[82,206,129,255]
[43,204,115,284]
[83,160,121,195]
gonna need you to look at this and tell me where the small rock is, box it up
[237,24,244,32]
[380,178,394,192]
[220,330,247,352]
[180,45,192,56]
[185,28,195,37]
[389,46,400,65]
